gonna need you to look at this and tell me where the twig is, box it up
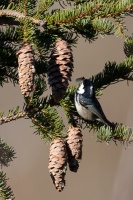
[0,111,27,125]
[0,9,46,27]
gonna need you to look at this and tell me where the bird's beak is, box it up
[76,77,85,83]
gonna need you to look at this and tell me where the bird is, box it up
[74,77,114,128]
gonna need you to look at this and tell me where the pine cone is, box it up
[48,138,67,192]
[66,126,83,172]
[16,43,35,97]
[47,39,73,102]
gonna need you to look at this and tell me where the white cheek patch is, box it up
[77,83,85,94]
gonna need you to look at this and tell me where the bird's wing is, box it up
[88,98,107,120]
[79,95,107,122]
[79,95,114,128]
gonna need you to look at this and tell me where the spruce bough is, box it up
[0,0,133,196]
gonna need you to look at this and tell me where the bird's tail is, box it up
[104,118,116,130]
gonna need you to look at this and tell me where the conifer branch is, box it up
[31,106,65,141]
[31,116,54,140]
[35,0,55,16]
[0,172,14,200]
[0,9,46,27]
[92,18,114,35]
[0,139,16,167]
[48,0,133,25]
[0,110,27,125]
[124,34,133,57]
[88,122,133,144]
[92,55,133,91]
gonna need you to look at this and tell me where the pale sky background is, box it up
[0,16,133,200]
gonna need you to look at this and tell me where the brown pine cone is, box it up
[47,39,74,102]
[48,138,67,192]
[16,43,35,97]
[66,126,83,172]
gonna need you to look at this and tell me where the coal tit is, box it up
[75,78,113,127]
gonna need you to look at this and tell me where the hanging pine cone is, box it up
[16,43,35,97]
[47,39,74,102]
[48,138,67,192]
[66,126,83,172]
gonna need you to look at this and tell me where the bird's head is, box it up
[76,78,94,97]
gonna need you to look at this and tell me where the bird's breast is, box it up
[75,97,93,120]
